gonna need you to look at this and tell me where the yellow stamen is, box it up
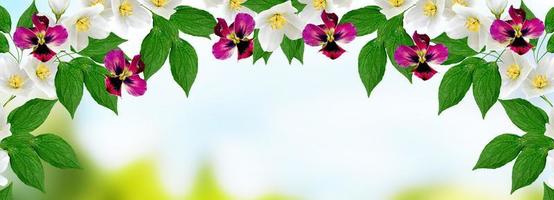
[452,0,468,6]
[506,64,520,80]
[90,0,105,6]
[269,14,287,30]
[35,64,51,80]
[532,75,549,89]
[513,24,523,38]
[388,0,405,7]
[118,68,133,81]
[423,0,437,16]
[150,0,167,7]
[465,17,480,32]
[36,31,46,45]
[76,17,91,32]
[7,75,24,89]
[119,0,133,16]
[416,50,427,63]
[312,0,326,10]
[325,29,335,42]
[227,32,241,44]
[229,0,244,11]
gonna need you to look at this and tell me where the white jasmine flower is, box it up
[63,5,110,51]
[140,0,181,19]
[111,0,152,35]
[375,0,416,20]
[0,56,33,97]
[498,50,535,98]
[256,1,304,52]
[297,0,353,20]
[203,0,255,21]
[446,5,492,52]
[22,57,58,99]
[522,54,554,99]
[404,0,446,39]
[81,0,114,19]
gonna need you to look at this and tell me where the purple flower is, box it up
[212,13,255,60]
[104,49,147,97]
[394,32,448,81]
[13,14,68,62]
[302,11,357,60]
[490,6,544,55]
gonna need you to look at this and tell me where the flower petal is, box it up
[13,28,37,49]
[124,75,147,96]
[32,14,50,31]
[412,31,430,50]
[234,13,255,38]
[394,45,419,67]
[45,25,68,46]
[129,55,145,74]
[214,18,231,37]
[321,11,339,29]
[509,36,533,55]
[104,49,126,73]
[334,23,357,44]
[302,24,326,46]
[508,6,525,24]
[237,39,254,60]
[320,41,345,60]
[32,44,56,62]
[426,44,448,65]
[105,77,122,96]
[414,62,437,81]
[212,38,236,60]
[522,18,545,39]
[490,19,515,43]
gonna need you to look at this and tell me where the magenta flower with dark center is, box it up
[490,6,544,55]
[302,11,357,60]
[13,14,68,62]
[212,13,255,60]
[394,32,448,81]
[104,49,147,97]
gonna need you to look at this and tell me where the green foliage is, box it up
[55,62,84,118]
[547,36,554,53]
[546,8,554,33]
[0,5,10,33]
[170,6,216,39]
[545,183,554,200]
[0,184,12,200]
[499,99,549,134]
[76,58,118,114]
[340,6,386,36]
[432,34,479,65]
[243,0,286,13]
[0,34,8,53]
[280,36,304,64]
[7,99,56,134]
[438,58,485,114]
[33,134,80,169]
[170,39,198,97]
[472,62,501,118]
[253,30,272,64]
[378,14,413,82]
[512,148,548,193]
[78,33,127,63]
[17,0,37,28]
[141,14,178,80]
[474,134,523,169]
[358,39,387,97]
[9,147,44,191]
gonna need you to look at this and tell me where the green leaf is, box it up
[253,29,272,64]
[472,62,501,118]
[33,134,80,169]
[169,39,198,96]
[78,33,126,61]
[170,6,216,38]
[340,6,386,36]
[9,147,44,191]
[512,147,547,193]
[438,58,484,114]
[545,183,554,200]
[7,99,56,134]
[546,8,554,33]
[358,39,387,97]
[474,134,523,170]
[280,36,304,64]
[547,36,554,53]
[378,14,413,82]
[243,0,286,13]
[522,133,554,149]
[432,33,479,65]
[55,62,84,118]
[291,0,306,12]
[0,184,12,200]
[499,98,549,134]
[0,34,8,53]
[0,5,10,33]
[71,58,118,114]
[520,0,536,20]
[0,133,33,149]
[17,0,37,28]
[141,14,177,80]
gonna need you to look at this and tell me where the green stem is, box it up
[537,35,548,60]
[541,95,554,107]
[2,95,15,108]
[495,49,507,63]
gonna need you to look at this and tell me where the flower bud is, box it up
[48,0,70,19]
[486,0,508,19]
